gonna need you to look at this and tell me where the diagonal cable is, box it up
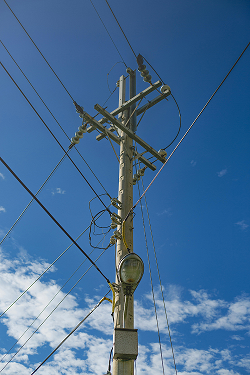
[3,0,74,101]
[136,177,165,375]
[89,0,127,67]
[138,161,177,374]
[0,208,109,319]
[0,245,111,373]
[0,234,108,364]
[0,39,112,199]
[0,61,112,214]
[0,155,111,284]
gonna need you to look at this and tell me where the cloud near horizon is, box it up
[0,250,249,374]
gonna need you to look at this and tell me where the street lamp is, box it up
[118,253,144,296]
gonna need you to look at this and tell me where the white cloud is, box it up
[0,173,5,180]
[235,220,249,231]
[51,188,66,195]
[191,160,197,167]
[0,251,249,375]
[217,169,227,177]
[0,206,6,213]
[157,208,172,216]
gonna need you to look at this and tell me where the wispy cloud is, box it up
[0,206,6,213]
[0,173,5,180]
[51,188,66,195]
[157,208,172,216]
[235,220,249,231]
[217,168,227,177]
[191,160,197,167]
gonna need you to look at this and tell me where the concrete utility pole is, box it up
[76,66,171,375]
[113,71,136,375]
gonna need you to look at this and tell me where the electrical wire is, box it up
[138,161,178,374]
[30,291,112,375]
[104,0,137,58]
[0,155,111,284]
[136,172,165,375]
[125,41,250,221]
[107,62,125,94]
[0,246,112,373]
[0,203,110,320]
[0,235,109,365]
[0,61,112,214]
[89,0,127,67]
[0,153,67,246]
[3,0,74,101]
[0,41,112,199]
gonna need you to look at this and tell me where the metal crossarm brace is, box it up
[133,152,156,171]
[83,112,121,145]
[94,104,166,163]
[87,80,162,133]
[136,91,171,116]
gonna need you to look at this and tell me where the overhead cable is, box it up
[0,155,111,284]
[3,0,74,101]
[0,207,109,319]
[30,292,112,375]
[0,237,110,370]
[0,62,112,214]
[138,161,177,374]
[0,41,112,198]
[104,0,137,58]
[89,0,127,67]
[136,173,165,375]
[126,41,250,220]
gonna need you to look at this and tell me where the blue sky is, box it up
[0,0,250,374]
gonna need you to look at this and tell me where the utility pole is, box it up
[73,62,171,375]
[113,70,136,375]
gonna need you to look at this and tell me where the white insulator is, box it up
[111,213,122,225]
[79,124,87,133]
[160,84,171,94]
[76,131,83,139]
[71,136,80,144]
[133,173,140,181]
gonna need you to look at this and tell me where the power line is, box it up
[3,0,74,101]
[138,162,177,374]
[30,291,112,375]
[0,39,112,199]
[104,0,137,58]
[127,41,250,219]
[0,208,109,319]
[0,61,112,214]
[89,0,127,67]
[0,236,109,369]
[0,153,67,247]
[136,173,165,375]
[0,155,111,284]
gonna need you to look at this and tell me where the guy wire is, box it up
[3,0,74,101]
